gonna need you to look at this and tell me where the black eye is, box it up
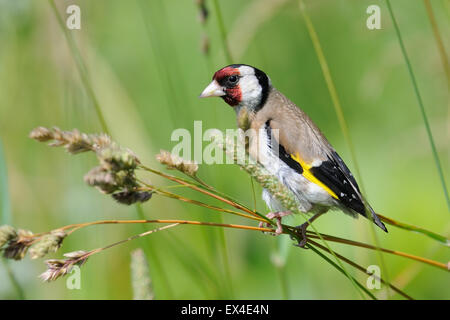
[227,75,238,86]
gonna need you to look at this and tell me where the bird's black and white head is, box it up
[200,64,271,112]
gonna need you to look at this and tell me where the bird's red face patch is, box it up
[213,67,242,106]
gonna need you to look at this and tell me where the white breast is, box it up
[254,127,335,213]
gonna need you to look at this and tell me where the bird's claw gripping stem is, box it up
[258,211,292,235]
[292,222,309,248]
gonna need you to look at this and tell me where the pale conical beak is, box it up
[199,80,225,98]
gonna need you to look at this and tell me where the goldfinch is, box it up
[200,64,387,245]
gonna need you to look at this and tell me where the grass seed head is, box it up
[40,250,88,282]
[112,190,152,205]
[3,229,34,260]
[0,225,17,249]
[156,149,198,176]
[29,230,67,260]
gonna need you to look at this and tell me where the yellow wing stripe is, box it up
[290,153,339,199]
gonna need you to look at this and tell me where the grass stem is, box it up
[386,0,450,211]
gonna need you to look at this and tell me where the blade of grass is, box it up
[392,223,450,289]
[308,240,414,300]
[386,0,450,210]
[0,140,25,299]
[378,213,449,246]
[307,244,377,300]
[307,231,449,271]
[298,0,362,185]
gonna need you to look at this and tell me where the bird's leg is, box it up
[258,211,292,235]
[294,212,325,248]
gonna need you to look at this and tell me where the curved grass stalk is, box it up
[137,180,265,222]
[28,215,416,299]
[54,219,275,234]
[140,164,272,223]
[26,215,421,299]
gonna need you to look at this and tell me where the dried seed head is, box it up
[63,129,94,154]
[3,229,34,260]
[29,230,67,259]
[39,259,67,282]
[91,133,112,150]
[97,146,138,171]
[156,150,198,176]
[30,126,116,154]
[0,225,17,249]
[84,166,119,194]
[29,127,54,142]
[112,191,152,205]
[30,126,144,205]
[39,250,88,282]
[63,250,88,259]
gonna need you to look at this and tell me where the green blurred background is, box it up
[0,0,448,299]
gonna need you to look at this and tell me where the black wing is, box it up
[310,151,387,232]
[265,121,387,232]
[310,151,364,214]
